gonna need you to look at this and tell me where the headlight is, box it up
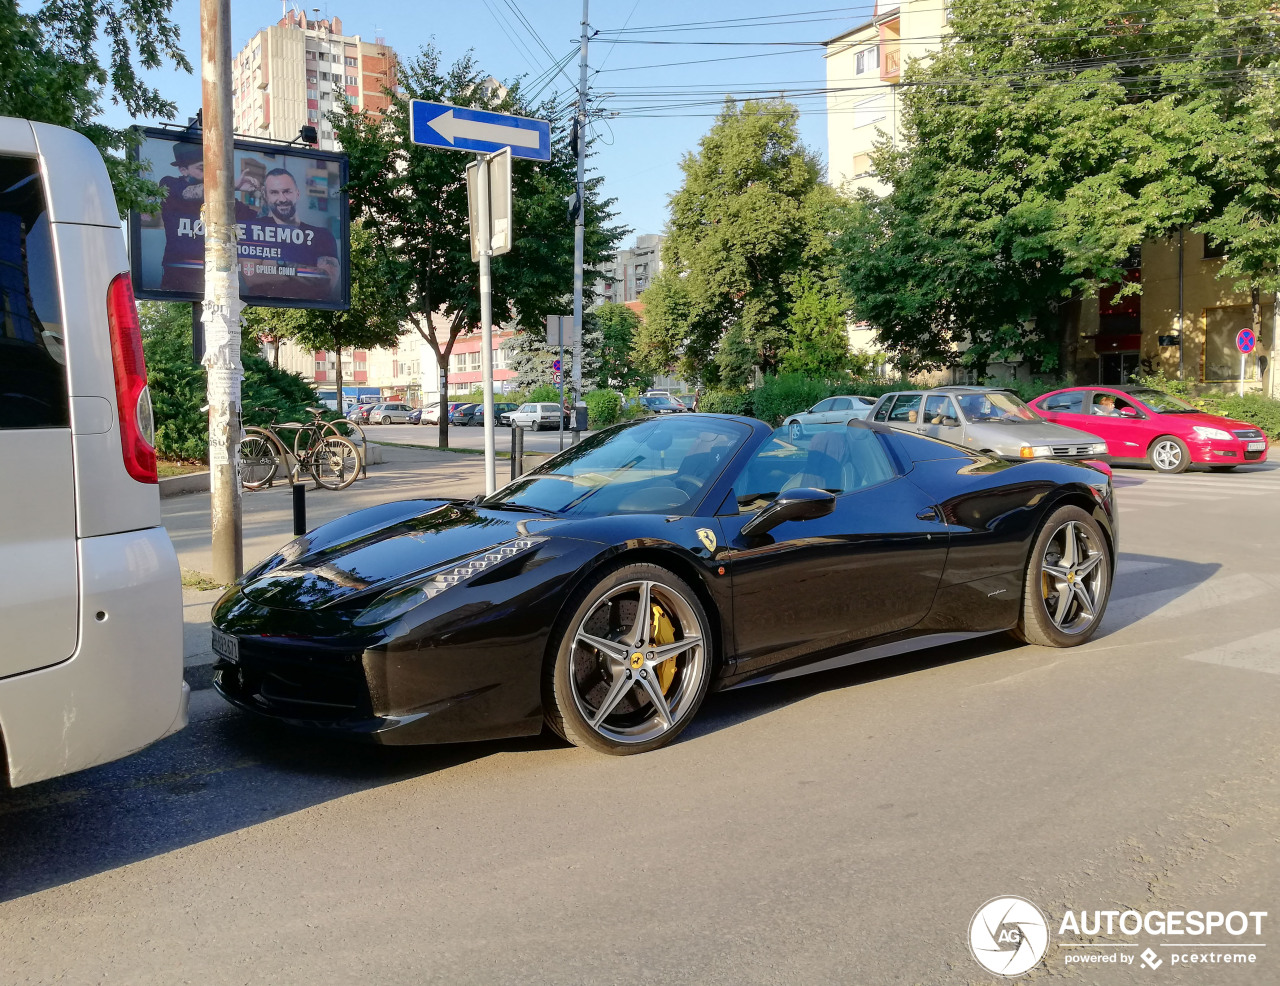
[353,536,547,626]
[1088,442,1108,455]
[1193,426,1232,441]
[1019,445,1053,458]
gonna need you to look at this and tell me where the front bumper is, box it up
[1188,435,1269,464]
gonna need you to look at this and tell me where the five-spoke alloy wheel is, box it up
[546,563,712,755]
[1148,436,1189,474]
[1013,506,1111,647]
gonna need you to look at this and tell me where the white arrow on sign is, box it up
[428,109,541,150]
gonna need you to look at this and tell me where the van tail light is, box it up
[106,273,158,484]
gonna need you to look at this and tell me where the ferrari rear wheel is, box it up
[546,563,713,755]
[1012,506,1111,648]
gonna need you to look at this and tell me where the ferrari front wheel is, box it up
[1012,506,1111,647]
[546,563,713,755]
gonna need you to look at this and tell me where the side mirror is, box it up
[942,416,959,427]
[1119,407,1140,418]
[740,487,836,538]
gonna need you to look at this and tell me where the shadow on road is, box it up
[0,555,1218,902]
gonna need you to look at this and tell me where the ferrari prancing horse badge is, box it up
[696,528,717,553]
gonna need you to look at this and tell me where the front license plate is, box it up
[211,628,239,663]
[1248,441,1265,451]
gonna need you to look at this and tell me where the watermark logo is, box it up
[969,896,1050,977]
[1140,948,1163,970]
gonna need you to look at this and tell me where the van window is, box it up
[0,156,67,429]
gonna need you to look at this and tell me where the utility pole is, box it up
[201,0,244,583]
[571,0,590,410]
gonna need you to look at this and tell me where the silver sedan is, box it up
[783,395,877,440]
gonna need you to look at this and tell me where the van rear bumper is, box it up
[0,527,186,787]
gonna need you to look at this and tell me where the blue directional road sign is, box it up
[1237,328,1256,355]
[409,100,551,162]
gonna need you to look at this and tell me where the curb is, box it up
[160,471,211,498]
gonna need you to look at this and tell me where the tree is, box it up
[243,223,404,412]
[332,46,625,447]
[779,272,854,379]
[591,303,651,391]
[0,0,191,211]
[637,98,839,383]
[502,319,601,393]
[834,0,1280,377]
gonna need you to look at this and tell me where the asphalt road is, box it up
[3,463,1279,985]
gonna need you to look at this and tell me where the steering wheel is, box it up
[671,475,704,497]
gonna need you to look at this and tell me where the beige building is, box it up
[273,329,425,407]
[824,1,951,195]
[232,8,397,152]
[823,3,1276,392]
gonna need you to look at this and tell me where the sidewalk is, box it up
[167,444,489,682]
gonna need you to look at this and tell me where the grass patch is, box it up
[158,460,206,478]
[181,569,226,591]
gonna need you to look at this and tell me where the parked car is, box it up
[869,387,1108,461]
[498,403,524,426]
[346,404,369,422]
[474,402,520,425]
[448,402,479,425]
[407,406,426,425]
[367,402,414,425]
[509,402,569,430]
[0,117,187,786]
[639,394,690,415]
[211,415,1116,756]
[1031,385,1270,473]
[783,395,878,438]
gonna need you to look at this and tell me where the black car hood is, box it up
[240,499,571,611]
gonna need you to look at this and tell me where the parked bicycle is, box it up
[240,407,361,491]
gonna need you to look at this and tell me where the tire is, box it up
[1011,505,1111,647]
[1148,435,1189,474]
[239,430,282,490]
[544,563,714,755]
[380,415,392,425]
[310,436,361,490]
[1209,464,1237,472]
[788,420,803,441]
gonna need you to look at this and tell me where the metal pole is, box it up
[571,0,589,411]
[292,483,306,536]
[1177,227,1184,381]
[510,423,523,480]
[558,317,565,451]
[201,0,243,584]
[477,153,497,496]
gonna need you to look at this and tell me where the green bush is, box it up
[752,373,837,424]
[527,383,561,403]
[585,389,622,428]
[985,378,1070,404]
[700,388,755,417]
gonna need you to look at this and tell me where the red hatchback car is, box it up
[1031,386,1269,474]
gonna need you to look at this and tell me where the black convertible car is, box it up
[211,414,1116,755]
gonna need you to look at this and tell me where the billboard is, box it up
[129,127,350,310]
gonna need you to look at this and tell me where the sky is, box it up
[101,1,877,244]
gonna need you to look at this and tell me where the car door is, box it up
[718,428,948,679]
[803,397,835,425]
[1074,390,1145,457]
[0,147,79,679]
[918,395,962,444]
[825,397,854,423]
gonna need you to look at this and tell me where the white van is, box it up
[0,118,187,787]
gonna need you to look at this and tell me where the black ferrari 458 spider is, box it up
[211,413,1116,755]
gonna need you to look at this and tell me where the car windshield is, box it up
[482,417,750,517]
[954,392,1042,423]
[1130,390,1197,413]
[644,396,682,409]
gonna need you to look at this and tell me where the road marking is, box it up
[1183,628,1280,675]
[1103,572,1274,629]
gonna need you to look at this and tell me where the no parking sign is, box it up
[1236,328,1256,355]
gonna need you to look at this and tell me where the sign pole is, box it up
[1240,354,1246,398]
[571,0,590,416]
[477,153,497,496]
[200,0,243,584]
[558,317,565,451]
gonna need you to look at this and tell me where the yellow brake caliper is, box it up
[650,603,678,693]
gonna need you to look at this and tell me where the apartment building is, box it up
[823,3,1275,391]
[232,8,397,152]
[273,329,425,406]
[599,234,664,305]
[421,329,518,400]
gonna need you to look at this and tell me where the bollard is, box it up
[292,483,306,536]
[570,428,581,446]
[510,424,524,480]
